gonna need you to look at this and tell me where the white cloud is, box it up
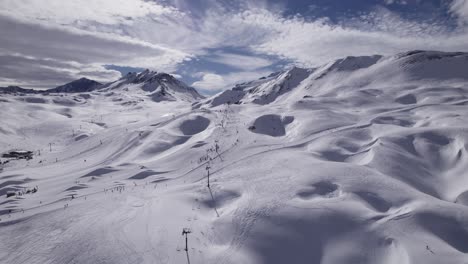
[384,0,408,5]
[137,6,468,69]
[170,73,182,79]
[451,0,468,24]
[1,1,468,90]
[0,53,121,88]
[0,14,189,88]
[235,8,468,67]
[0,0,178,25]
[192,73,225,91]
[0,0,191,88]
[206,52,273,70]
[192,70,271,93]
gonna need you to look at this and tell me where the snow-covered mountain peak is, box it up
[196,66,313,108]
[0,86,40,94]
[101,70,204,102]
[0,78,103,94]
[395,50,467,61]
[121,70,178,85]
[390,50,468,81]
[1,71,203,103]
[121,72,138,82]
[134,69,157,83]
[197,50,468,109]
[47,77,102,93]
[328,55,383,72]
[134,71,181,88]
[312,55,383,80]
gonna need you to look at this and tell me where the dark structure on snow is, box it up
[2,150,33,160]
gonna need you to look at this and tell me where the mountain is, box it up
[2,50,468,263]
[0,71,203,103]
[101,69,204,102]
[0,86,41,94]
[198,50,468,108]
[0,78,102,94]
[46,78,102,93]
[194,67,313,108]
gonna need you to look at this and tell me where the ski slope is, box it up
[1,51,468,264]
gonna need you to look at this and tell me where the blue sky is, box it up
[0,0,467,94]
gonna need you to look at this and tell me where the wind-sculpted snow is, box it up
[178,116,211,136]
[248,114,292,137]
[1,50,468,264]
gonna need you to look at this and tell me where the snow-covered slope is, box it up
[101,70,204,102]
[298,50,468,97]
[194,67,313,108]
[1,50,468,264]
[199,51,468,109]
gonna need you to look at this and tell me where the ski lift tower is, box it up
[206,164,211,188]
[182,228,192,252]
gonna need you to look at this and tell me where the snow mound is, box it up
[198,188,241,210]
[128,170,167,180]
[64,184,88,192]
[353,191,392,212]
[372,115,415,127]
[179,116,211,136]
[416,212,468,253]
[248,114,293,137]
[0,178,34,197]
[395,94,417,104]
[456,191,468,206]
[52,98,77,106]
[19,97,47,104]
[297,181,341,199]
[74,134,89,141]
[366,129,468,201]
[314,54,382,79]
[81,167,118,178]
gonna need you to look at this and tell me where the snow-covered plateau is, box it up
[1,50,468,264]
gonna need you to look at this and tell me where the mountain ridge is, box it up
[2,50,468,104]
[46,78,102,93]
[0,70,204,102]
[196,50,468,108]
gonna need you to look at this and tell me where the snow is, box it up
[248,114,291,137]
[1,50,468,263]
[100,70,204,103]
[47,78,102,93]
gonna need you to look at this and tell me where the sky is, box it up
[0,0,468,94]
